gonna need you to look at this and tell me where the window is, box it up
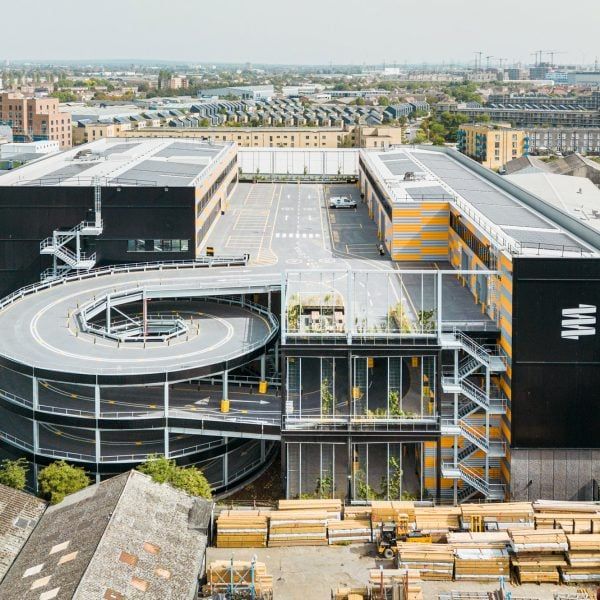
[128,239,189,253]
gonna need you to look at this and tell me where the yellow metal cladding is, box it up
[392,202,449,261]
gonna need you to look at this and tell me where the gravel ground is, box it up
[206,544,597,599]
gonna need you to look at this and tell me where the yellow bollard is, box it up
[220,399,230,413]
[258,381,268,394]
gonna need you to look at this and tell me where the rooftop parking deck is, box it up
[0,137,230,187]
[0,183,495,383]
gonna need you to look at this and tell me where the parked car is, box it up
[329,195,357,209]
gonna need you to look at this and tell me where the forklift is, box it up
[375,517,432,559]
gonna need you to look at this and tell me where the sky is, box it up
[3,0,599,66]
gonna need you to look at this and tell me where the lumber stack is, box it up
[460,502,534,531]
[396,543,454,580]
[533,500,600,533]
[206,560,273,596]
[332,587,368,600]
[369,569,423,600]
[509,528,569,553]
[450,531,511,580]
[560,533,600,583]
[414,506,460,534]
[343,505,373,521]
[509,528,568,584]
[328,519,373,544]
[216,510,270,548]
[453,548,510,580]
[268,509,332,546]
[278,498,342,517]
[370,501,415,525]
[447,531,511,550]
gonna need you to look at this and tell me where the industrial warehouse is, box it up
[0,138,598,503]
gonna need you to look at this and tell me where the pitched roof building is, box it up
[0,471,212,600]
[0,484,47,582]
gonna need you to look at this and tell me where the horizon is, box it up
[2,0,599,66]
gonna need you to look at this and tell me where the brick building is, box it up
[0,92,72,149]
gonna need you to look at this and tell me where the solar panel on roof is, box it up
[505,228,585,250]
[132,160,203,177]
[405,185,452,200]
[101,143,141,156]
[29,162,96,184]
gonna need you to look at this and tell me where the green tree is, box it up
[354,97,366,106]
[38,461,90,504]
[413,131,428,144]
[378,95,390,106]
[137,455,212,499]
[51,90,77,103]
[0,458,28,490]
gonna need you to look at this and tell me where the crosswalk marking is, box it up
[275,232,321,239]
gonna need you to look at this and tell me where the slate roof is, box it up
[0,484,46,582]
[0,471,212,600]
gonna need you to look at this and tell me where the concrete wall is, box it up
[510,448,600,501]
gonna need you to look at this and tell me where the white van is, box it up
[329,196,357,209]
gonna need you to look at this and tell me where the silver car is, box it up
[329,195,357,209]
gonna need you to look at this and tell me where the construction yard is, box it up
[204,499,600,599]
[206,545,585,600]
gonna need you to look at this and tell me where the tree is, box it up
[0,458,28,490]
[38,461,90,504]
[378,96,390,106]
[413,131,428,144]
[137,455,212,499]
[51,90,77,103]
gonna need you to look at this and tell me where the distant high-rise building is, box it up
[0,92,72,149]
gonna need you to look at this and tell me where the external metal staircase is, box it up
[39,179,103,281]
[440,329,508,502]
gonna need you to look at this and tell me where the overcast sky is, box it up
[3,0,599,66]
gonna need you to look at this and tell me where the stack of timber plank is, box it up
[268,509,332,546]
[206,560,273,596]
[460,502,534,531]
[449,531,511,581]
[278,498,342,518]
[509,528,568,584]
[343,505,373,521]
[447,531,511,550]
[414,506,461,536]
[533,500,600,534]
[369,568,423,600]
[453,548,510,581]
[215,509,270,548]
[370,501,415,525]
[396,542,454,580]
[332,587,368,600]
[560,533,600,583]
[328,519,373,544]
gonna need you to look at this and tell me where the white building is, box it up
[0,140,60,158]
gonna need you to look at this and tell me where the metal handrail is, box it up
[37,448,95,461]
[459,420,488,451]
[0,430,34,452]
[0,386,33,408]
[0,256,248,312]
[168,438,227,458]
